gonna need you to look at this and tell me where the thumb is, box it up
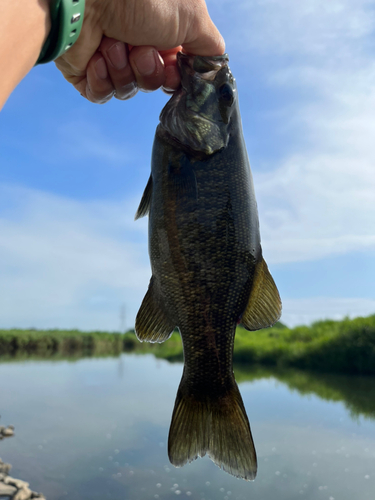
[181,11,225,56]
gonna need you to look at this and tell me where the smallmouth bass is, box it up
[135,53,281,480]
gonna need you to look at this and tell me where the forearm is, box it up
[0,0,51,109]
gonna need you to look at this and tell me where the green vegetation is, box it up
[1,317,375,421]
[1,314,375,374]
[0,329,126,359]
[233,315,375,374]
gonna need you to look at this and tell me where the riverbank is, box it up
[0,314,374,374]
[0,329,126,358]
[0,419,45,499]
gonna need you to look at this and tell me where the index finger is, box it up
[159,48,182,91]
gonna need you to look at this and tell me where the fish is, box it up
[135,52,281,480]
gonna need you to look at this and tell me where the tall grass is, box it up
[1,314,375,374]
[233,315,375,374]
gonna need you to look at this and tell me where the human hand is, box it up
[55,0,225,104]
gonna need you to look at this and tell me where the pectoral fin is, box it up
[135,277,175,343]
[241,257,282,331]
[135,174,153,220]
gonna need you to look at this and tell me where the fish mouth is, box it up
[177,52,229,81]
[158,52,234,156]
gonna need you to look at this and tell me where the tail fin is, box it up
[168,379,257,480]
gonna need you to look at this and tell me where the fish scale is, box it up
[135,52,281,480]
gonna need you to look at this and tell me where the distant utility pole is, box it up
[120,303,127,333]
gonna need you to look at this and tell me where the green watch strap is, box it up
[36,0,85,65]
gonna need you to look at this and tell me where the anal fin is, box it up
[135,277,175,343]
[135,174,153,220]
[241,257,282,331]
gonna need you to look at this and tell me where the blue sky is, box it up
[1,0,374,330]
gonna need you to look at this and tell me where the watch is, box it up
[36,0,85,65]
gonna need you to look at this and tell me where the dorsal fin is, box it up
[135,174,153,220]
[241,257,282,331]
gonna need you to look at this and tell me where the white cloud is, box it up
[281,297,375,327]
[0,184,150,331]
[0,184,373,330]
[256,151,375,263]
[211,0,375,264]
[254,57,375,264]
[220,0,375,59]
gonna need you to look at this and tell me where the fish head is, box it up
[159,53,237,156]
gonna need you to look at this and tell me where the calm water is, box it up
[1,354,375,500]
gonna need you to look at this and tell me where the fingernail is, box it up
[95,58,108,79]
[107,42,127,70]
[121,82,138,100]
[162,87,175,95]
[134,50,157,76]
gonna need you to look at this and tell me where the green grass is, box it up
[233,315,375,374]
[1,314,375,374]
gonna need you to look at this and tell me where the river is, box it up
[1,354,375,499]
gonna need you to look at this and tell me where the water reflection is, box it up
[3,352,375,420]
[0,354,375,500]
[233,364,375,420]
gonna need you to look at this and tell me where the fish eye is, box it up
[219,83,234,103]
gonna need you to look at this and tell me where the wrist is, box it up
[37,0,86,64]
